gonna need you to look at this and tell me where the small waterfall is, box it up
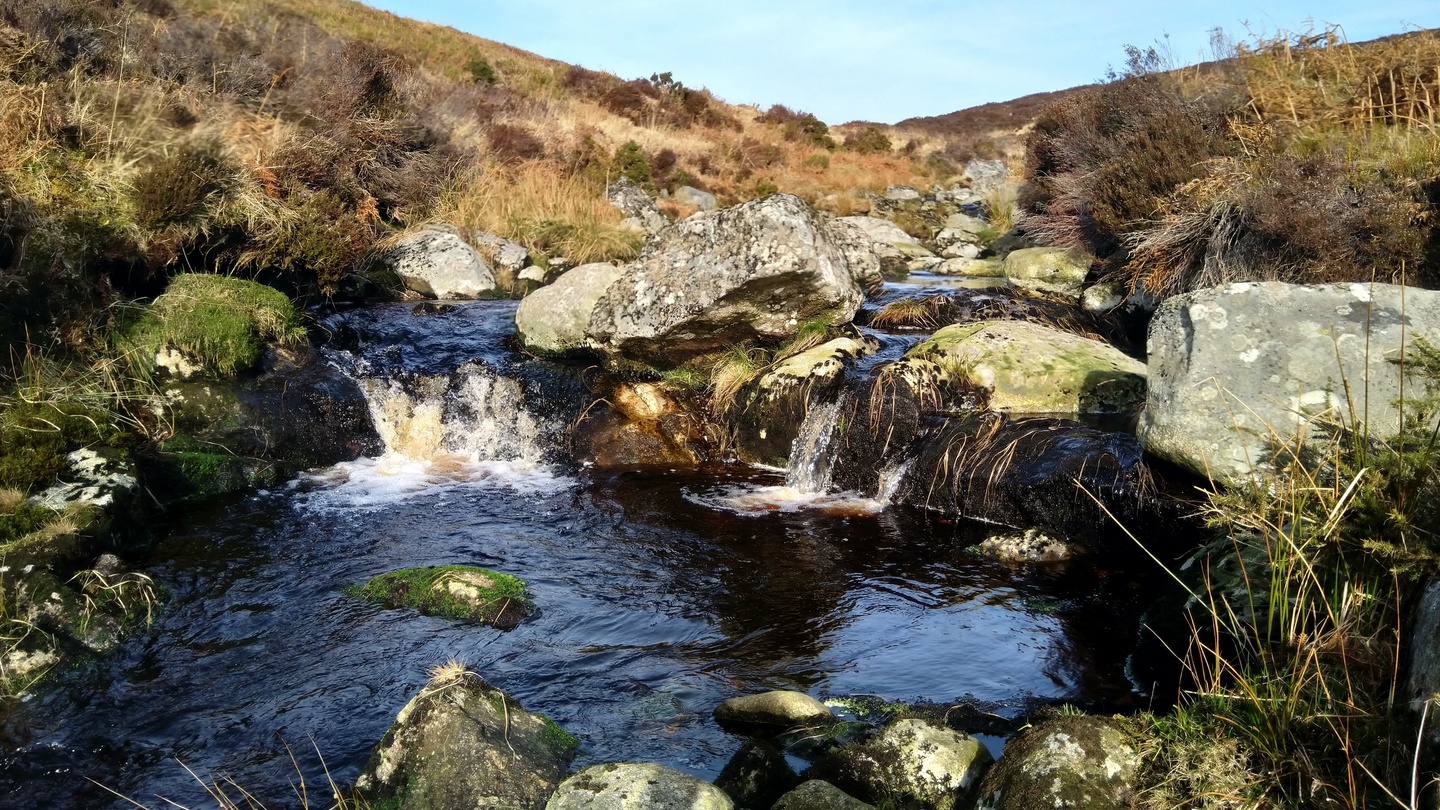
[357,361,557,466]
[785,400,842,494]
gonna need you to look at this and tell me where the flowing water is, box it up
[0,300,1172,809]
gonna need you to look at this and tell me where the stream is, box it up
[0,298,1172,809]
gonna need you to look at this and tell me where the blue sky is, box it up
[364,1,1440,124]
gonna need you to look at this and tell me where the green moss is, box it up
[538,713,580,755]
[351,565,534,629]
[124,274,306,377]
[0,401,111,492]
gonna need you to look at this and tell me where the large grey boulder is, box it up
[355,670,576,810]
[608,178,668,235]
[817,719,992,810]
[473,231,531,281]
[895,321,1147,414]
[825,216,934,288]
[547,763,733,810]
[1140,282,1440,484]
[516,263,626,355]
[974,716,1137,810]
[385,225,497,300]
[585,195,864,365]
[963,159,1009,192]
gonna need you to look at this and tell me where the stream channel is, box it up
[0,288,1173,809]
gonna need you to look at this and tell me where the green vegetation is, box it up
[844,127,893,155]
[1022,27,1440,296]
[123,275,306,377]
[612,141,653,189]
[538,713,580,755]
[351,565,534,628]
[1116,339,1440,808]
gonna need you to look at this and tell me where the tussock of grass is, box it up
[351,565,534,629]
[441,163,643,265]
[124,274,306,377]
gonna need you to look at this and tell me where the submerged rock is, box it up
[974,715,1137,810]
[714,690,836,734]
[1000,247,1092,299]
[547,762,734,810]
[353,565,535,630]
[977,529,1076,563]
[1140,282,1440,484]
[715,740,801,809]
[813,719,992,810]
[385,225,497,300]
[900,320,1146,415]
[355,670,576,810]
[574,382,705,469]
[773,781,875,810]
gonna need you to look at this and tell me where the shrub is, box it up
[248,192,380,294]
[487,123,544,162]
[612,141,652,189]
[844,126,892,154]
[125,274,305,376]
[466,57,496,85]
[131,139,237,231]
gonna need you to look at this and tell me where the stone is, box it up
[30,449,138,513]
[1000,247,1092,299]
[547,763,733,810]
[385,225,497,300]
[355,672,577,810]
[974,716,1137,810]
[575,382,704,469]
[977,529,1075,563]
[902,321,1147,414]
[584,195,864,365]
[607,177,668,236]
[516,263,627,355]
[773,781,875,810]
[817,719,992,810]
[1408,580,1440,722]
[939,241,982,260]
[473,231,531,279]
[963,159,1009,192]
[715,740,800,809]
[675,185,719,211]
[520,265,549,284]
[1082,282,1127,313]
[733,336,878,466]
[934,257,1003,277]
[826,216,934,285]
[1139,282,1440,484]
[984,227,1033,260]
[714,690,835,733]
[940,212,990,239]
[154,347,202,379]
[884,186,922,202]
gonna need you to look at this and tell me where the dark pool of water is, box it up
[0,459,1163,809]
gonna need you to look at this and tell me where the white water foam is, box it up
[684,483,886,517]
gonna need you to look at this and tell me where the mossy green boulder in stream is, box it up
[355,667,576,810]
[898,320,1146,414]
[353,566,535,630]
[123,274,306,377]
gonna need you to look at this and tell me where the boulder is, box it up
[1139,282,1440,484]
[934,258,1003,278]
[715,740,800,809]
[732,336,878,467]
[900,321,1147,414]
[976,529,1076,563]
[963,159,1009,192]
[714,690,835,733]
[608,177,668,235]
[773,781,875,810]
[675,186,719,211]
[353,565,535,630]
[584,195,865,365]
[355,671,576,810]
[30,449,138,514]
[1000,247,1092,299]
[473,231,531,282]
[974,716,1137,810]
[884,186,922,202]
[547,763,733,810]
[574,383,704,469]
[939,242,981,260]
[815,719,992,810]
[827,216,934,285]
[516,263,626,355]
[385,225,497,300]
[1408,580,1440,722]
[1081,282,1126,313]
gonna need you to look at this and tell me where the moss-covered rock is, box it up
[974,715,1138,810]
[731,336,877,466]
[811,719,992,810]
[353,565,535,630]
[548,763,735,810]
[1000,247,1092,299]
[715,740,801,810]
[903,320,1146,414]
[773,780,875,810]
[714,690,836,735]
[354,670,576,810]
[125,274,306,378]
